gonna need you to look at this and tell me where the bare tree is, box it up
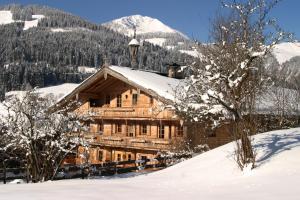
[174,0,291,169]
[0,90,89,182]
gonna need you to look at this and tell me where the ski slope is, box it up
[0,127,299,200]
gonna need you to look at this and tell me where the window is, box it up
[140,124,147,135]
[117,154,121,161]
[105,95,110,105]
[89,99,101,107]
[117,94,122,107]
[176,126,184,137]
[99,123,103,134]
[98,150,103,161]
[116,123,122,133]
[128,154,132,161]
[158,125,164,139]
[141,156,147,160]
[127,124,135,137]
[132,94,138,106]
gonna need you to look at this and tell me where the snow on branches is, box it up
[0,89,90,182]
[174,0,291,168]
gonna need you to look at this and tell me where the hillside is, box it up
[0,127,299,200]
[0,5,193,99]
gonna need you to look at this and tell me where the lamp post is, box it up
[128,29,140,69]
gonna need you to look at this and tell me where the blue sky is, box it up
[0,0,299,41]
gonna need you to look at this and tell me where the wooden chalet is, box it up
[56,64,232,165]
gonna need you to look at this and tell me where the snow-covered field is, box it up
[0,128,299,200]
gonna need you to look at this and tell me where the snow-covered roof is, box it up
[57,65,184,104]
[109,65,182,101]
[128,38,140,46]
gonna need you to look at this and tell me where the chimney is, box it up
[128,28,140,69]
[168,63,182,78]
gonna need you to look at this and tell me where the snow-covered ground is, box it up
[0,128,299,200]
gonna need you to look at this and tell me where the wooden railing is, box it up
[85,107,174,119]
[84,134,174,151]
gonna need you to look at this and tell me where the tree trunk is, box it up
[235,119,255,169]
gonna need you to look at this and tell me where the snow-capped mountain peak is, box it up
[103,14,188,39]
[272,42,300,64]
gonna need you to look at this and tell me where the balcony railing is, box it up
[84,133,176,151]
[84,107,174,119]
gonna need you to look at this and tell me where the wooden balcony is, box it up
[84,133,174,151]
[85,107,174,119]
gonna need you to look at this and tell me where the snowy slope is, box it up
[1,128,300,200]
[0,10,15,25]
[23,14,45,30]
[0,83,79,119]
[0,10,45,30]
[272,42,300,64]
[5,83,79,100]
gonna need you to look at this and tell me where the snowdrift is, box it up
[0,128,300,200]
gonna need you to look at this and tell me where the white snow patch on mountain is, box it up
[144,38,166,46]
[5,83,79,100]
[1,127,300,200]
[50,28,73,32]
[0,10,15,25]
[272,42,300,64]
[179,49,201,58]
[78,66,98,74]
[0,11,44,30]
[23,14,45,30]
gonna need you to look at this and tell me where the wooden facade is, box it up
[59,66,232,165]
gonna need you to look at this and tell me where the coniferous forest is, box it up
[0,4,193,99]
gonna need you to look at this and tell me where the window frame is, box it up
[117,94,122,107]
[158,125,165,139]
[132,93,138,106]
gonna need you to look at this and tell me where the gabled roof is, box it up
[57,65,184,105]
